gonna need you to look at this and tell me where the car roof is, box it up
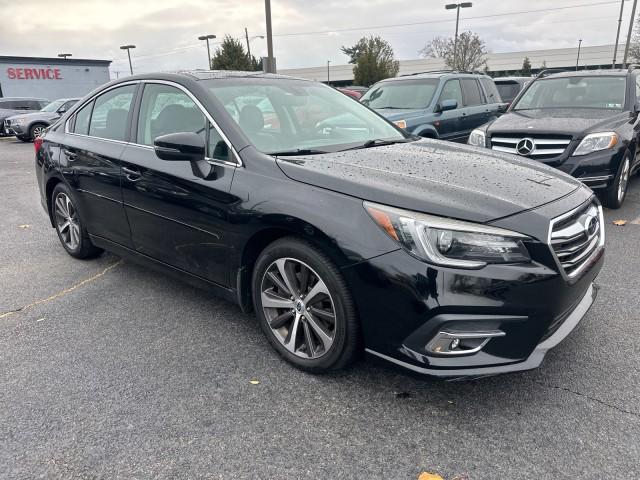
[494,77,531,82]
[122,70,312,83]
[0,97,48,101]
[541,69,629,79]
[378,71,492,83]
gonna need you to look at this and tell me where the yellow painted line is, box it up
[0,260,122,319]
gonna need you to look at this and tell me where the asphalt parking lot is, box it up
[1,137,639,480]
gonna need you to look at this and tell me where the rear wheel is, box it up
[252,238,360,373]
[603,154,631,209]
[51,183,103,259]
[29,123,47,141]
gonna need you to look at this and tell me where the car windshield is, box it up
[40,100,65,112]
[205,78,406,154]
[360,79,439,109]
[513,76,626,110]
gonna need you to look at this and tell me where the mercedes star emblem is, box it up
[516,138,535,156]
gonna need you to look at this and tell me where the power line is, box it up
[271,1,622,37]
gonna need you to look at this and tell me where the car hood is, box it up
[6,111,56,122]
[373,108,426,122]
[275,139,582,223]
[488,108,629,137]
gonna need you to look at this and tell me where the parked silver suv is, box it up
[5,98,78,142]
[0,97,49,137]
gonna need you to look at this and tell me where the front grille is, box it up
[490,133,572,159]
[550,201,603,278]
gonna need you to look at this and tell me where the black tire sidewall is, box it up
[605,154,631,209]
[251,238,358,372]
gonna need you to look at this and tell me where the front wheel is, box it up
[252,238,361,373]
[51,183,103,259]
[603,154,631,209]
[29,123,47,141]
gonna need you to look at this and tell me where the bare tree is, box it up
[419,31,488,71]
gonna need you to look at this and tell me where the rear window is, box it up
[495,81,523,104]
[361,79,439,109]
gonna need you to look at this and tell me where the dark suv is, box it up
[360,71,505,142]
[469,69,640,208]
[0,97,48,136]
[35,71,603,378]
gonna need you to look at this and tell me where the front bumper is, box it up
[4,121,25,136]
[365,282,597,378]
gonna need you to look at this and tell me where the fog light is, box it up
[426,330,505,356]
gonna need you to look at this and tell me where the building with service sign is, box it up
[0,56,111,101]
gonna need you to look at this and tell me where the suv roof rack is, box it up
[536,68,577,78]
[399,69,485,77]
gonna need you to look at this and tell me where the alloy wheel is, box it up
[618,157,630,203]
[54,192,81,250]
[260,258,336,359]
[32,125,46,139]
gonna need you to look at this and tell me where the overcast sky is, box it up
[0,0,635,75]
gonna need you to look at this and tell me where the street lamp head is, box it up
[460,2,473,7]
[445,3,458,9]
[199,34,216,40]
[57,53,72,58]
[120,45,136,50]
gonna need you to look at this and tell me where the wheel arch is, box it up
[235,220,351,314]
[45,175,64,227]
[414,125,439,138]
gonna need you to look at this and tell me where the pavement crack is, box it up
[535,380,640,419]
[0,260,123,320]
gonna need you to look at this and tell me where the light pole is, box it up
[120,45,136,75]
[265,0,275,73]
[57,53,72,60]
[623,0,639,68]
[576,39,582,70]
[327,60,331,84]
[244,28,264,61]
[198,34,216,70]
[445,2,472,70]
[613,0,625,68]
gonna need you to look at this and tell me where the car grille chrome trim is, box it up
[490,134,572,159]
[548,200,604,279]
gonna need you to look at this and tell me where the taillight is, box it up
[34,136,43,155]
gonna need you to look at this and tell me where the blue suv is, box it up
[360,71,505,142]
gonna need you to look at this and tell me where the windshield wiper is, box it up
[268,148,329,156]
[341,138,416,151]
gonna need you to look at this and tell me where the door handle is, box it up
[122,166,142,180]
[62,149,77,161]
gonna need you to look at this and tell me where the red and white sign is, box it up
[7,67,62,80]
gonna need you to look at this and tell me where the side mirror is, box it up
[436,99,458,113]
[498,102,510,113]
[154,132,205,162]
[57,107,67,114]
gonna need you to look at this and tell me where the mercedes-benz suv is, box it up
[34,71,603,378]
[469,69,640,208]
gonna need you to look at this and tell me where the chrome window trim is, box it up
[63,79,242,168]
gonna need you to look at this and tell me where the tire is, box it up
[602,154,631,209]
[251,237,361,373]
[29,123,47,141]
[17,135,31,142]
[51,183,103,259]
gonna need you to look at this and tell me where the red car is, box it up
[336,87,362,100]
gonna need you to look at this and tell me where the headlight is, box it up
[393,120,407,129]
[13,118,24,125]
[364,202,530,268]
[468,129,486,147]
[573,132,618,156]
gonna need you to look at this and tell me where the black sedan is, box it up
[34,71,604,377]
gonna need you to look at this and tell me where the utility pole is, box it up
[576,39,582,70]
[120,45,136,75]
[623,0,639,68]
[613,0,625,68]
[265,0,275,73]
[327,60,331,84]
[245,27,252,60]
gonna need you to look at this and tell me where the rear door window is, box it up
[88,85,136,141]
[438,79,463,108]
[461,79,483,106]
[73,101,93,135]
[479,78,502,104]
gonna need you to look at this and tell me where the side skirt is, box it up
[89,234,239,305]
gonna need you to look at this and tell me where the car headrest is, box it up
[239,105,264,134]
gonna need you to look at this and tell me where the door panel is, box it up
[460,79,487,137]
[121,145,236,286]
[434,79,463,140]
